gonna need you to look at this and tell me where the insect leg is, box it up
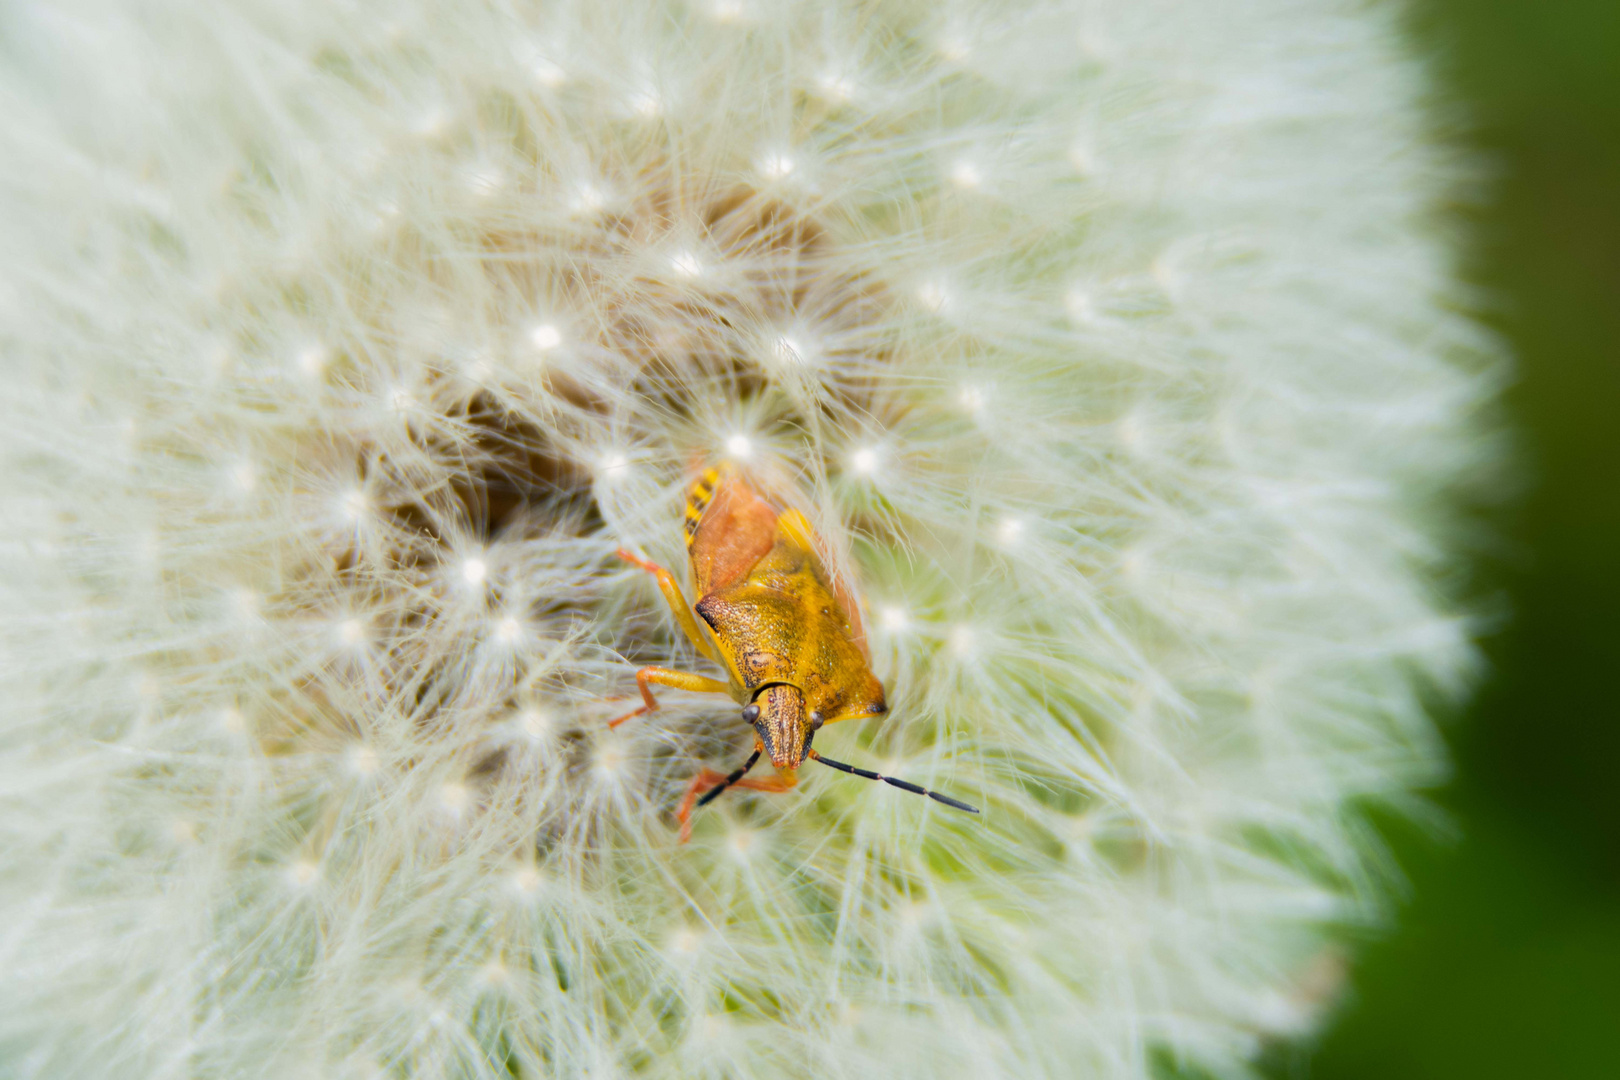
[808,749,980,814]
[696,748,763,809]
[675,768,730,844]
[676,745,799,842]
[676,741,760,843]
[607,667,731,729]
[615,548,721,663]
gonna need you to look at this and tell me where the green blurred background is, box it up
[1266,1,1620,1076]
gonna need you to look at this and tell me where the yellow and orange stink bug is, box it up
[611,464,978,841]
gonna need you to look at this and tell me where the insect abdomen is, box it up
[683,466,722,548]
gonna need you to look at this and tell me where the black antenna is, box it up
[809,749,979,814]
[696,748,762,808]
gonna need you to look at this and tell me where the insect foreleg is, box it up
[696,748,763,809]
[675,743,799,843]
[615,548,721,663]
[607,667,731,729]
[675,767,732,843]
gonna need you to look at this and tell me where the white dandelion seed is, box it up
[295,343,328,378]
[669,250,703,277]
[285,860,321,889]
[628,87,663,118]
[515,706,550,742]
[570,182,607,216]
[345,744,380,778]
[530,323,562,351]
[756,151,795,179]
[227,459,257,494]
[492,614,524,644]
[916,278,951,313]
[339,488,369,522]
[949,159,984,190]
[814,71,857,103]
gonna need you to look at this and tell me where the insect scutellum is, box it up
[611,465,977,839]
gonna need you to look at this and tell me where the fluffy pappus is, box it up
[0,1,1497,1078]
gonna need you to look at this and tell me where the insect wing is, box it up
[686,469,778,597]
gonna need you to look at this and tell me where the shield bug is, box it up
[610,465,978,841]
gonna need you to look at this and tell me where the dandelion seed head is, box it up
[2,2,1495,1077]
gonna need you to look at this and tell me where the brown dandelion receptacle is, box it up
[611,465,977,840]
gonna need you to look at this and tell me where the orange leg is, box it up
[676,768,730,843]
[675,746,798,842]
[607,666,731,728]
[616,548,721,663]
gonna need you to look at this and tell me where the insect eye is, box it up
[810,711,824,730]
[742,704,761,723]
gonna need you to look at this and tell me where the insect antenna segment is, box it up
[809,749,980,814]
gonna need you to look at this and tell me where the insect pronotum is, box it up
[610,465,979,840]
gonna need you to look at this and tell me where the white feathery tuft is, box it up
[0,1,1495,1078]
